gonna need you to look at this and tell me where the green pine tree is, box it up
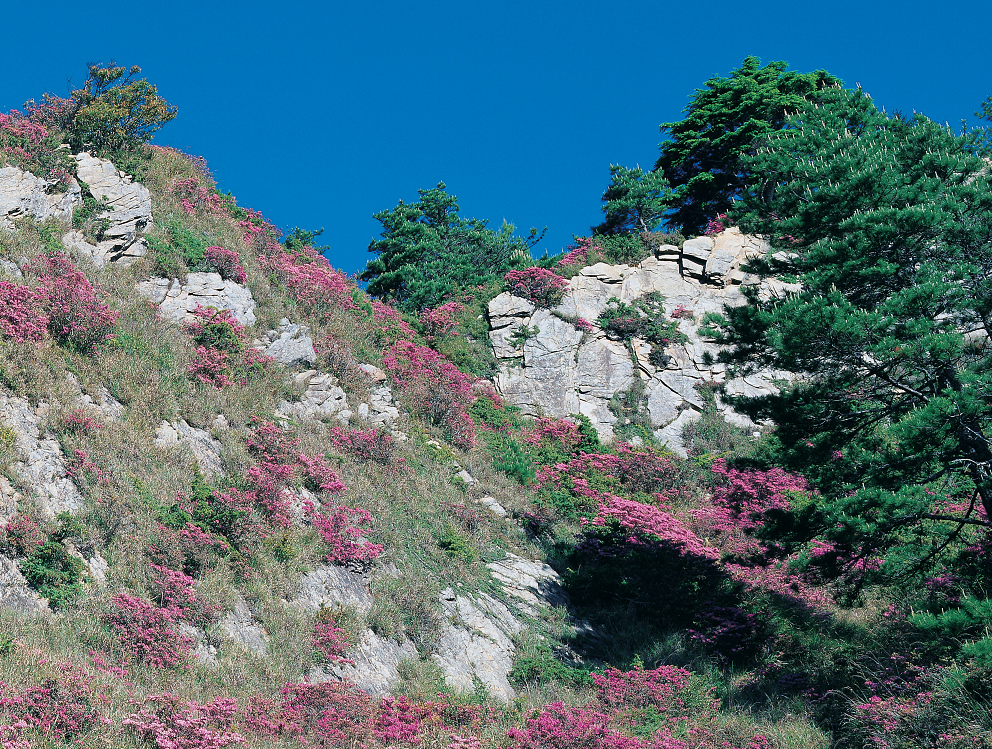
[360,182,540,313]
[655,56,839,235]
[724,85,992,580]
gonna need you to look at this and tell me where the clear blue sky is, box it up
[2,2,989,276]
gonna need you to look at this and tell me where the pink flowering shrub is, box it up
[582,495,718,561]
[101,593,193,668]
[419,301,464,340]
[383,339,477,449]
[525,417,584,450]
[503,267,569,308]
[557,237,600,269]
[0,108,73,185]
[329,426,398,465]
[689,606,765,664]
[575,317,595,332]
[260,244,357,316]
[148,564,220,627]
[59,409,104,434]
[203,246,247,284]
[184,306,272,388]
[172,177,224,215]
[709,459,807,532]
[240,682,375,743]
[704,214,728,235]
[1,515,45,556]
[313,617,354,666]
[308,505,383,565]
[124,694,245,749]
[0,282,47,342]
[372,300,417,345]
[0,666,105,745]
[30,252,118,354]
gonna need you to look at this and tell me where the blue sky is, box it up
[2,2,990,276]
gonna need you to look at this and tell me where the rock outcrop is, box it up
[1,392,85,519]
[66,152,152,266]
[254,318,317,367]
[489,229,795,452]
[154,419,224,477]
[137,272,258,327]
[0,166,80,230]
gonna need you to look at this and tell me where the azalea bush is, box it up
[383,339,477,449]
[503,267,569,308]
[184,306,272,388]
[0,108,74,185]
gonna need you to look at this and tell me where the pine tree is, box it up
[655,56,839,235]
[725,86,992,580]
[360,183,539,313]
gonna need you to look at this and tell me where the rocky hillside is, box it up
[488,229,795,452]
[0,150,584,705]
[2,68,991,748]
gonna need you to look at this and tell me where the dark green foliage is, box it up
[594,165,671,235]
[21,540,84,610]
[361,183,541,313]
[608,378,653,445]
[160,472,243,541]
[656,56,839,234]
[30,63,177,166]
[723,84,992,582]
[147,216,210,278]
[72,188,111,243]
[509,642,592,687]
[597,293,685,349]
[488,434,536,485]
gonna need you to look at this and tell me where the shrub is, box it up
[184,307,272,388]
[313,615,355,666]
[27,63,178,160]
[503,267,569,308]
[309,505,383,565]
[419,301,464,340]
[101,593,193,668]
[0,108,75,186]
[202,246,247,284]
[0,666,105,744]
[124,694,245,749]
[261,244,357,317]
[597,294,683,348]
[147,563,220,627]
[329,426,398,465]
[383,339,477,449]
[172,177,224,215]
[21,540,84,610]
[0,282,48,342]
[31,251,118,354]
[2,515,45,557]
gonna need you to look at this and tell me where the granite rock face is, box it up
[0,166,81,230]
[292,564,374,615]
[0,392,85,518]
[0,554,48,616]
[137,273,258,327]
[489,228,794,453]
[433,588,522,700]
[218,597,269,656]
[65,152,152,266]
[154,420,224,477]
[255,319,317,367]
[309,630,417,696]
[277,370,351,424]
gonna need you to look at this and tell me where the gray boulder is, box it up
[137,272,257,327]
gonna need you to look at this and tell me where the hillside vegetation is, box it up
[0,60,990,749]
